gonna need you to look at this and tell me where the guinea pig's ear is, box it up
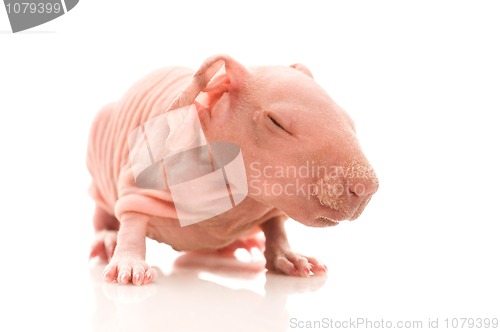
[290,63,313,78]
[201,55,248,93]
[167,55,248,111]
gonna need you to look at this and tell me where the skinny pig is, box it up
[87,55,379,285]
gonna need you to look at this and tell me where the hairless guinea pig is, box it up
[87,55,379,286]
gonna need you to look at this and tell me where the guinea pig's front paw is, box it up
[103,255,157,286]
[265,250,327,277]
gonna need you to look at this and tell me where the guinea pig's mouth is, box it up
[314,216,340,227]
[314,197,371,226]
[348,197,371,221]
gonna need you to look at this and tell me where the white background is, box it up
[1,1,499,331]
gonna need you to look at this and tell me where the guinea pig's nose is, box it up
[348,176,379,197]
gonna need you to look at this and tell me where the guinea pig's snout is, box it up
[313,160,378,222]
[347,172,379,197]
[345,161,378,220]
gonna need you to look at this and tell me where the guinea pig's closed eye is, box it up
[269,114,284,130]
[266,112,292,136]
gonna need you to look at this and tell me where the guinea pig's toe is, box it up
[143,269,157,285]
[103,264,118,283]
[118,268,132,285]
[268,251,327,277]
[132,267,145,286]
[305,256,328,275]
[286,253,313,277]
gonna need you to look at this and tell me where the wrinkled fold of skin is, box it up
[87,55,379,285]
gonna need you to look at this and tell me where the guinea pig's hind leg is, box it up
[89,205,119,262]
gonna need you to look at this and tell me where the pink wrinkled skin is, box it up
[87,55,379,285]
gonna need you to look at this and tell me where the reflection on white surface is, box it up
[90,251,326,332]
